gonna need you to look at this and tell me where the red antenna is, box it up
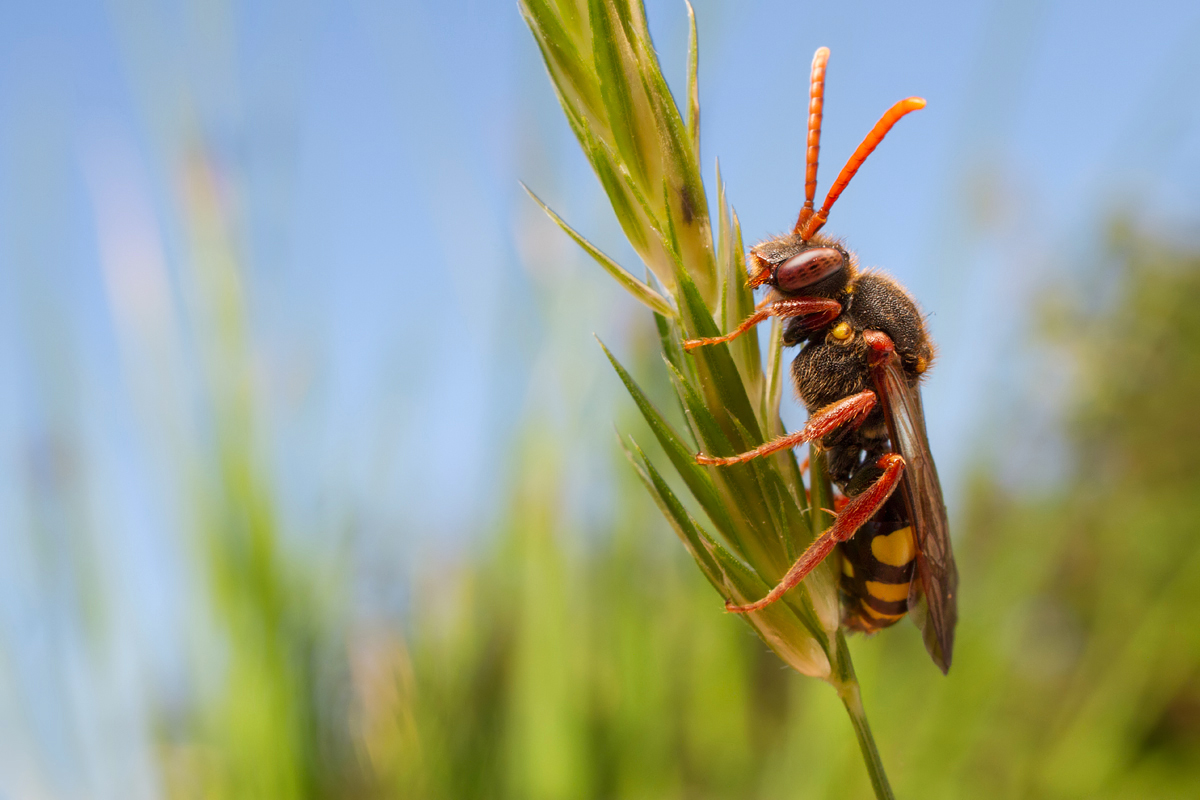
[794,47,830,235]
[792,47,926,240]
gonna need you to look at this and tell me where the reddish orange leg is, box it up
[683,298,841,351]
[726,453,906,614]
[697,390,875,466]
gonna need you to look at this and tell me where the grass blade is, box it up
[524,185,675,318]
[675,266,763,443]
[619,434,725,592]
[599,338,740,545]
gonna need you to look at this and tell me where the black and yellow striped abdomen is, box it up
[837,493,917,633]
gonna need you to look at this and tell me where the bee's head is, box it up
[744,46,923,291]
[747,235,852,296]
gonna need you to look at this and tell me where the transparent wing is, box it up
[871,355,958,673]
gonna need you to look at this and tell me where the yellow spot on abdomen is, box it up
[866,580,911,603]
[842,558,854,578]
[871,526,916,567]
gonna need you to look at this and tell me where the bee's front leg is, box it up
[682,297,841,351]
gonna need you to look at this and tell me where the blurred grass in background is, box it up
[150,216,1200,800]
[157,193,1200,798]
[5,2,1200,798]
[342,223,1200,799]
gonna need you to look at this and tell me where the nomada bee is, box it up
[686,47,958,672]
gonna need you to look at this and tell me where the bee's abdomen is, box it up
[838,521,917,633]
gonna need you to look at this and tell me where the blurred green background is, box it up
[3,1,1200,798]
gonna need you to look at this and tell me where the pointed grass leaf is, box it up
[759,318,810,513]
[727,414,793,542]
[520,0,605,129]
[660,179,684,267]
[808,445,836,544]
[730,208,759,386]
[617,0,648,42]
[715,169,762,399]
[589,0,653,188]
[714,162,731,323]
[605,0,717,304]
[665,360,777,570]
[665,359,745,455]
[523,185,675,318]
[576,120,684,291]
[618,434,726,594]
[675,266,764,444]
[598,338,740,546]
[654,310,688,379]
[637,56,717,303]
[579,121,655,259]
[762,318,785,437]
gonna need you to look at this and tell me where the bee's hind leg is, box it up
[725,453,906,614]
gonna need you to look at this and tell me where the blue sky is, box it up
[2,1,1200,794]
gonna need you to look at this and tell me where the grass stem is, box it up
[834,631,895,800]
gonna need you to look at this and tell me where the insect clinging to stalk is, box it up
[684,47,958,673]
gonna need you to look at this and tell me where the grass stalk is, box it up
[835,654,896,800]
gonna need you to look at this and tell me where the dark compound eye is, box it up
[775,247,845,291]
